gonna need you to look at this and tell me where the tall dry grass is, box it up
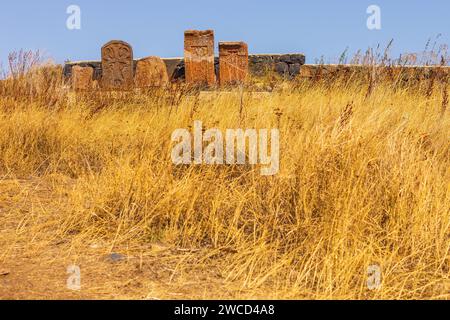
[0,51,449,299]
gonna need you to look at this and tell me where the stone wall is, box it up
[64,54,450,81]
[298,64,450,81]
[63,54,306,82]
[63,57,449,84]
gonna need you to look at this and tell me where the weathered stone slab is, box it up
[184,30,216,86]
[219,42,248,85]
[101,40,134,90]
[135,56,169,88]
[72,66,93,91]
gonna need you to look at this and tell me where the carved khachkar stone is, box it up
[135,56,169,88]
[72,66,94,91]
[184,30,216,86]
[219,42,249,85]
[101,40,134,90]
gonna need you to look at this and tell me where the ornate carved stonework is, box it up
[184,30,216,86]
[101,40,134,90]
[219,42,248,86]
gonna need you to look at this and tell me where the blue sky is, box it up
[0,0,448,66]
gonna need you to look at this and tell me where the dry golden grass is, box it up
[0,58,449,300]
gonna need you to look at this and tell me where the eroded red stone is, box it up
[72,66,94,91]
[135,56,169,88]
[219,42,249,86]
[184,30,216,86]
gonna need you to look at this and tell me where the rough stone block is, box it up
[135,56,169,87]
[184,30,216,86]
[275,62,289,76]
[163,58,183,81]
[289,63,301,76]
[101,40,134,90]
[298,65,314,78]
[72,66,94,91]
[219,42,249,86]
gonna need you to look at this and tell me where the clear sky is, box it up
[0,0,448,66]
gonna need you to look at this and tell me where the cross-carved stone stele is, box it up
[101,40,134,90]
[219,42,249,86]
[184,30,216,86]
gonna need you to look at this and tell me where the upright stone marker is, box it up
[219,42,248,86]
[184,30,216,86]
[72,66,94,91]
[135,56,169,88]
[101,40,134,90]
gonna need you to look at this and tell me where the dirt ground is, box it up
[0,178,276,300]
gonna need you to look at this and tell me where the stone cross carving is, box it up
[101,40,134,90]
[219,42,249,86]
[184,30,216,86]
